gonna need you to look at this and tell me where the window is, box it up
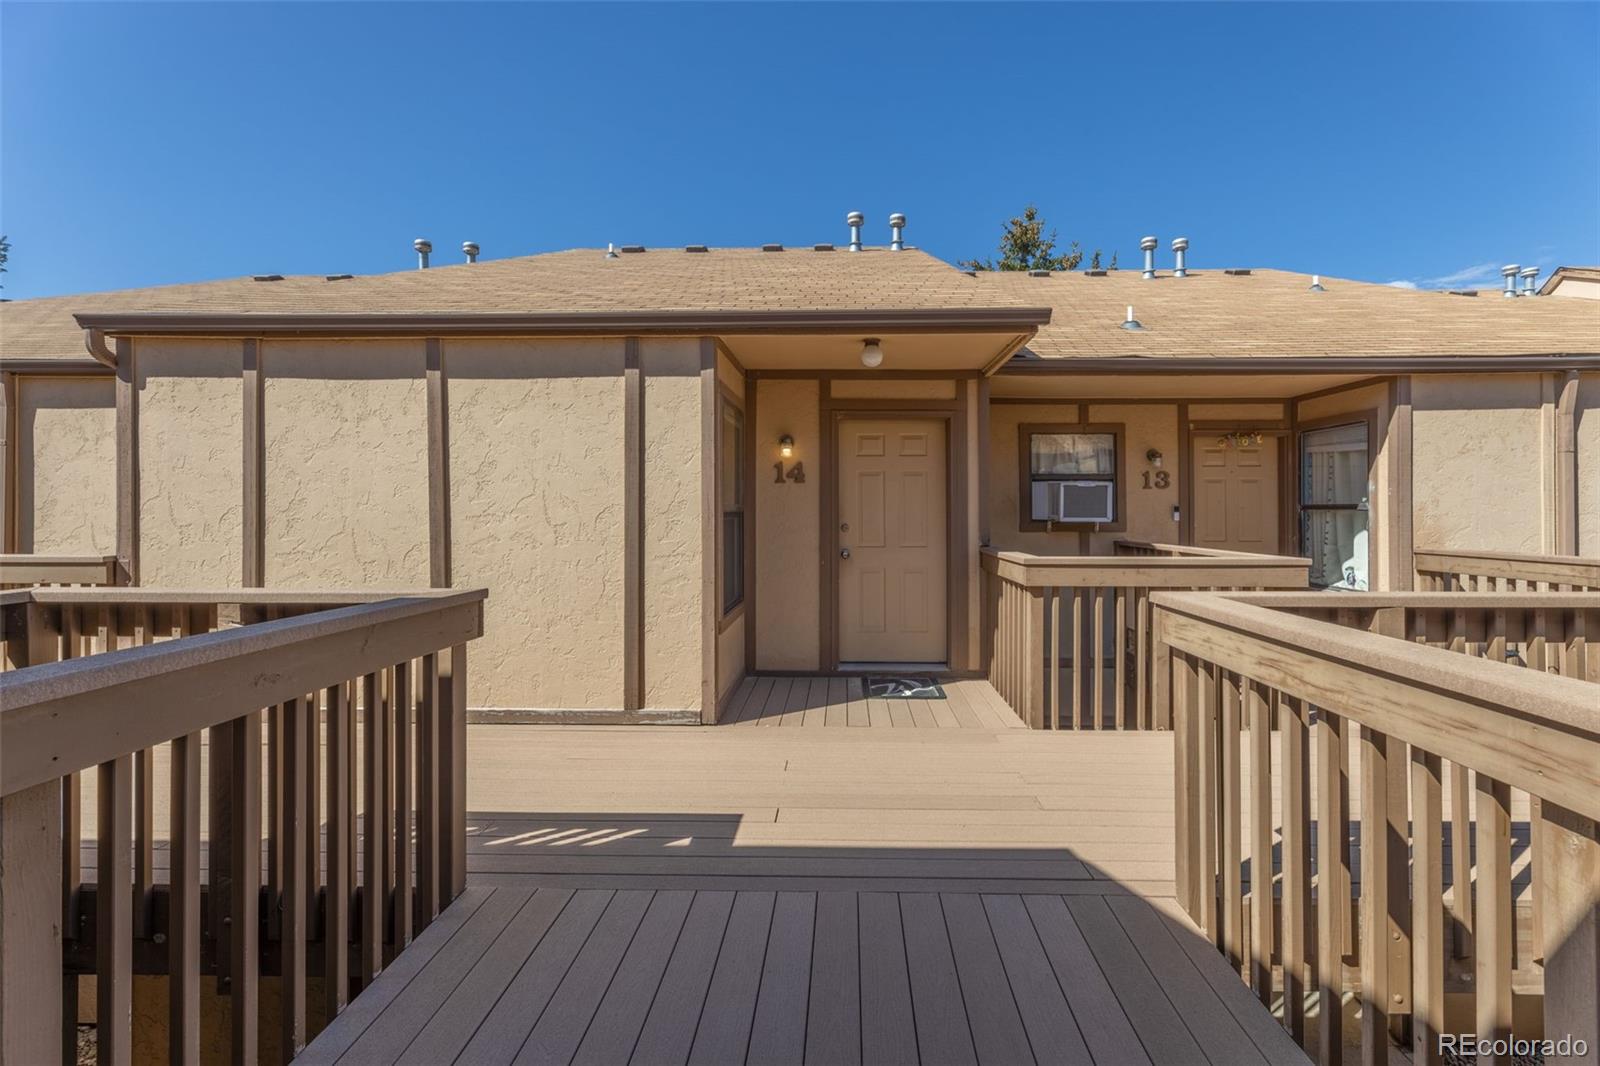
[1299,421,1369,590]
[719,398,745,614]
[1017,423,1124,531]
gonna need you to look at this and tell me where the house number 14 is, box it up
[773,461,806,484]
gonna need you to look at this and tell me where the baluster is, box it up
[325,681,352,1020]
[1070,589,1084,729]
[1197,660,1219,941]
[1358,726,1392,1066]
[1474,775,1513,1064]
[1247,681,1273,1004]
[1316,708,1346,1066]
[443,643,469,898]
[1280,694,1311,1043]
[98,754,133,1066]
[1092,587,1106,729]
[1220,673,1244,969]
[267,702,284,941]
[1135,587,1151,728]
[417,655,440,924]
[1449,763,1473,961]
[306,689,321,951]
[1048,589,1061,730]
[229,711,262,1064]
[361,672,387,984]
[1114,587,1128,729]
[282,697,309,1061]
[393,661,414,948]
[1172,648,1195,917]
[1410,748,1444,1066]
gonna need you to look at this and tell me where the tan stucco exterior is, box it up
[447,339,626,711]
[15,375,115,554]
[137,341,243,586]
[263,341,431,587]
[753,378,821,670]
[1579,373,1600,555]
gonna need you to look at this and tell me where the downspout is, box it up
[1555,369,1580,555]
[84,328,118,369]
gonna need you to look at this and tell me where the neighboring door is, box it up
[837,419,948,663]
[1193,434,1280,553]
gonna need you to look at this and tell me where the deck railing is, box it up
[1153,590,1600,1066]
[980,546,1310,729]
[0,553,119,589]
[0,587,486,1064]
[1415,547,1600,592]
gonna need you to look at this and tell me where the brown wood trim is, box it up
[468,707,701,726]
[952,380,970,671]
[424,339,452,588]
[1553,370,1580,556]
[114,338,139,586]
[699,338,719,724]
[716,600,747,635]
[977,377,991,547]
[743,378,759,673]
[77,306,1054,338]
[1015,421,1127,534]
[712,338,747,378]
[1187,420,1290,432]
[622,339,644,713]
[241,340,265,586]
[819,395,966,412]
[1,372,16,553]
[993,396,1300,407]
[822,407,961,669]
[1001,354,1600,374]
[1388,377,1415,589]
[980,333,1035,377]
[0,358,113,376]
[747,369,985,381]
[1177,403,1191,544]
[1282,401,1300,556]
[714,380,746,628]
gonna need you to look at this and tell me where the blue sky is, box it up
[3,2,1597,300]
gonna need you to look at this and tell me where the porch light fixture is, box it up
[860,338,884,368]
[1146,448,1164,468]
[779,434,795,459]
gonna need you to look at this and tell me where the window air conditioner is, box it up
[1054,481,1115,523]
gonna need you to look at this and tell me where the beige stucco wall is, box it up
[447,339,626,710]
[1412,375,1543,555]
[830,379,957,400]
[1549,276,1600,300]
[641,339,706,712]
[1579,373,1600,556]
[137,341,244,585]
[263,342,430,587]
[1188,402,1285,421]
[16,376,116,554]
[717,614,745,703]
[754,378,821,669]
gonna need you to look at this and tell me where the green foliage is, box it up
[961,205,1102,273]
[0,235,8,287]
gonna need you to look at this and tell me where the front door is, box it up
[838,419,947,663]
[1193,434,1280,553]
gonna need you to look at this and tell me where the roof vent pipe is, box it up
[1519,266,1538,296]
[1501,264,1519,297]
[463,241,480,263]
[1171,237,1189,278]
[1310,274,1326,292]
[1140,236,1158,279]
[889,213,906,251]
[1121,305,1143,330]
[414,238,432,269]
[847,211,864,252]
[605,242,619,259]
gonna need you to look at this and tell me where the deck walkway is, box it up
[303,678,1305,1065]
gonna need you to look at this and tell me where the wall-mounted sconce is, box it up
[860,338,884,369]
[779,434,795,459]
[1146,448,1164,468]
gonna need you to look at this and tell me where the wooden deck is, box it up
[302,679,1307,1065]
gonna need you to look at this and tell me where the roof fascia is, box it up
[1000,354,1600,374]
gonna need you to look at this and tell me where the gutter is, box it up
[999,353,1600,374]
[73,306,1054,339]
[83,328,117,369]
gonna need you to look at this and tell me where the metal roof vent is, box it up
[1171,237,1189,278]
[605,242,619,259]
[1519,266,1538,296]
[685,244,709,253]
[1224,269,1252,276]
[324,274,353,281]
[1121,305,1143,330]
[814,243,835,252]
[1083,269,1108,277]
[1027,269,1051,278]
[1140,236,1158,279]
[462,241,480,263]
[252,274,284,282]
[762,243,784,252]
[1501,264,1519,297]
[621,245,646,253]
[1309,274,1326,292]
[847,211,864,252]
[889,213,907,251]
[414,238,432,269]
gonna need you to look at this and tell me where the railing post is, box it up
[1540,802,1600,1066]
[440,643,468,898]
[1023,589,1045,730]
[0,780,63,1066]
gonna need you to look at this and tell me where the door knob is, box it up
[840,548,851,559]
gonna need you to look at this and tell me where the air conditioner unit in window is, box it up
[1052,480,1115,523]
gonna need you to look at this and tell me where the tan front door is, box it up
[1193,435,1280,553]
[838,419,947,663]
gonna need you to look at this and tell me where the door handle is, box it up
[840,548,851,560]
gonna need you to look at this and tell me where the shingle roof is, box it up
[975,268,1599,360]
[1,247,1030,360]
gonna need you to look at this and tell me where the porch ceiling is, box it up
[988,370,1372,400]
[721,331,1025,372]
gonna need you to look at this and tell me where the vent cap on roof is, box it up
[1224,269,1252,276]
[814,243,835,252]
[325,274,353,282]
[1027,269,1051,278]
[1121,305,1143,330]
[413,238,432,269]
[1501,264,1519,297]
[762,243,784,252]
[252,274,284,282]
[889,213,907,252]
[685,244,709,253]
[847,211,864,252]
[1140,236,1158,279]
[620,245,646,254]
[1171,237,1189,278]
[462,241,480,263]
[1083,269,1108,277]
[1519,266,1538,296]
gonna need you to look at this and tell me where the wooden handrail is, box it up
[1114,538,1310,561]
[2,590,485,794]
[982,546,1311,589]
[1415,546,1600,590]
[0,553,118,587]
[1153,590,1600,1065]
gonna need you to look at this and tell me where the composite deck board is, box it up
[294,684,1305,1065]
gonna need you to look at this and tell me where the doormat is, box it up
[865,676,946,700]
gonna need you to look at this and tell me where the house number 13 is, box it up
[1141,471,1171,489]
[773,461,806,484]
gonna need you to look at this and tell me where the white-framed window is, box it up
[1018,423,1124,531]
[1299,421,1370,590]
